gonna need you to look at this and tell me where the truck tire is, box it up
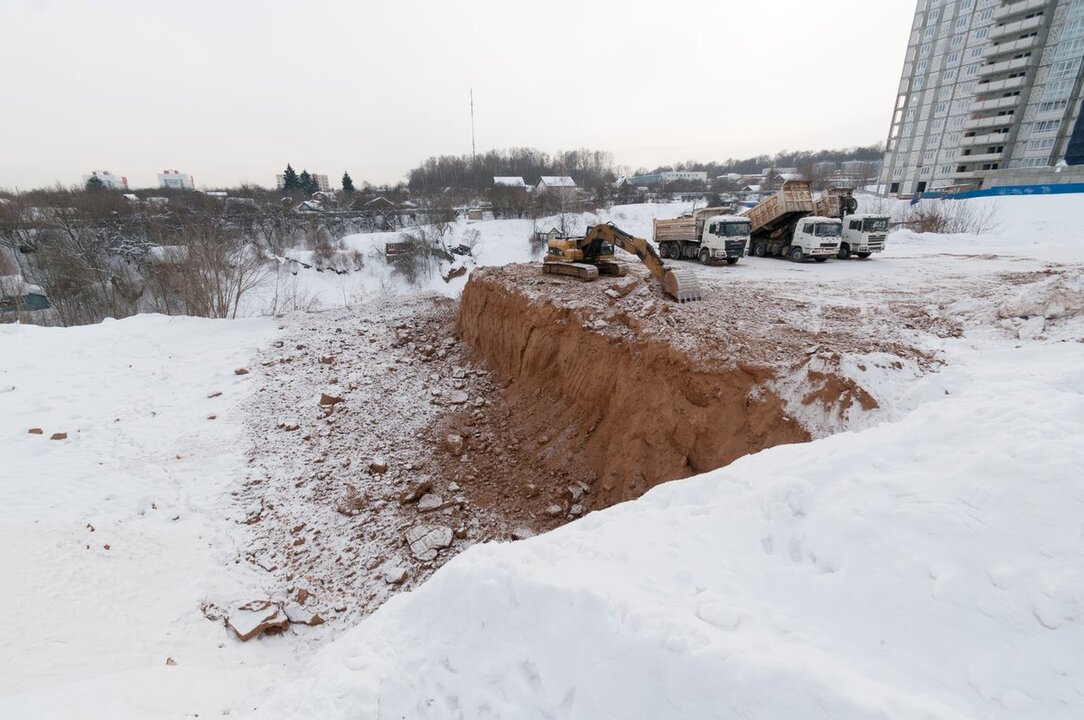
[789,246,804,263]
[698,248,711,265]
[726,257,739,265]
[753,241,768,258]
[837,243,851,260]
[843,197,858,214]
[658,243,670,259]
[671,243,682,260]
[814,257,828,263]
[856,252,871,259]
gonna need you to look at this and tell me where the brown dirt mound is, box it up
[456,267,810,508]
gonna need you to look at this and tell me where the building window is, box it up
[1043,79,1074,101]
[1038,99,1069,114]
[890,182,901,194]
[968,47,983,58]
[1032,119,1061,134]
[1049,59,1080,81]
[1055,37,1084,59]
[979,9,993,21]
[975,28,988,39]
[944,68,958,81]
[951,34,964,48]
[1026,138,1056,152]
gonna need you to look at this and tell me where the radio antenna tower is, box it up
[470,89,477,160]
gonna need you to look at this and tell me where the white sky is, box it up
[0,0,917,190]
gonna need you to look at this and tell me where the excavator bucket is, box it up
[663,267,702,303]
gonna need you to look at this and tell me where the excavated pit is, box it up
[455,268,811,508]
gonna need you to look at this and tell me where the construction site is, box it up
[226,186,1054,628]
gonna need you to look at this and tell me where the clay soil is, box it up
[232,256,1003,626]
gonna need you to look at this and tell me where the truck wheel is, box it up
[856,252,871,259]
[789,247,804,263]
[671,244,682,260]
[753,242,767,258]
[726,257,739,265]
[658,243,670,259]
[698,248,711,265]
[837,243,851,260]
[813,257,828,263]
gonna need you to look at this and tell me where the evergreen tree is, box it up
[341,171,355,194]
[282,164,299,192]
[298,170,313,195]
[85,175,105,192]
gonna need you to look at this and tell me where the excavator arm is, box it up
[582,223,703,302]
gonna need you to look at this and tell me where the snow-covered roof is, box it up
[776,173,805,182]
[538,176,577,187]
[493,176,526,187]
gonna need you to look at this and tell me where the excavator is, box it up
[541,223,703,302]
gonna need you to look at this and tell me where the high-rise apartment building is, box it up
[880,0,1084,195]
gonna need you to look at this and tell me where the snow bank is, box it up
[0,314,294,718]
[252,332,1084,719]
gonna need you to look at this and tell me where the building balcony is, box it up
[989,14,1047,41]
[977,55,1033,78]
[975,75,1027,93]
[992,0,1050,22]
[955,150,1004,164]
[958,131,1011,147]
[970,94,1021,112]
[983,34,1040,60]
[963,114,1017,131]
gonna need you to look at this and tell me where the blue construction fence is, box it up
[916,183,1084,201]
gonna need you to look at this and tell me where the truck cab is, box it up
[789,216,841,262]
[699,215,750,263]
[839,214,889,259]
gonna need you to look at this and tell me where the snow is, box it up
[538,176,577,187]
[2,194,1084,718]
[0,314,294,718]
[492,176,527,187]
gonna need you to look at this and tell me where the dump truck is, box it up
[813,187,889,259]
[745,180,840,262]
[838,215,889,259]
[542,222,702,302]
[653,208,750,265]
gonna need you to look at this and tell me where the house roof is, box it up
[493,176,527,187]
[538,176,577,187]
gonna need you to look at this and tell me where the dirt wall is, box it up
[457,270,810,507]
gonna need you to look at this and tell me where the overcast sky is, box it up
[0,0,917,190]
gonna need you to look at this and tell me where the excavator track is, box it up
[663,266,703,303]
[542,261,600,281]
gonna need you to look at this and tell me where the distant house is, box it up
[493,176,528,190]
[535,176,578,197]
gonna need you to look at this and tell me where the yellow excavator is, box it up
[542,223,703,302]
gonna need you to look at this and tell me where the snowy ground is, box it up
[1,195,1083,718]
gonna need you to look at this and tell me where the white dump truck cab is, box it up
[699,215,750,263]
[839,214,889,259]
[789,216,841,263]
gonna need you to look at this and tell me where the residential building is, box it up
[275,173,331,191]
[82,170,128,190]
[881,0,1084,196]
[625,171,708,186]
[157,169,195,190]
[535,176,579,197]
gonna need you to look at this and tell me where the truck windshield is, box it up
[814,224,841,237]
[717,222,750,237]
[863,218,889,232]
